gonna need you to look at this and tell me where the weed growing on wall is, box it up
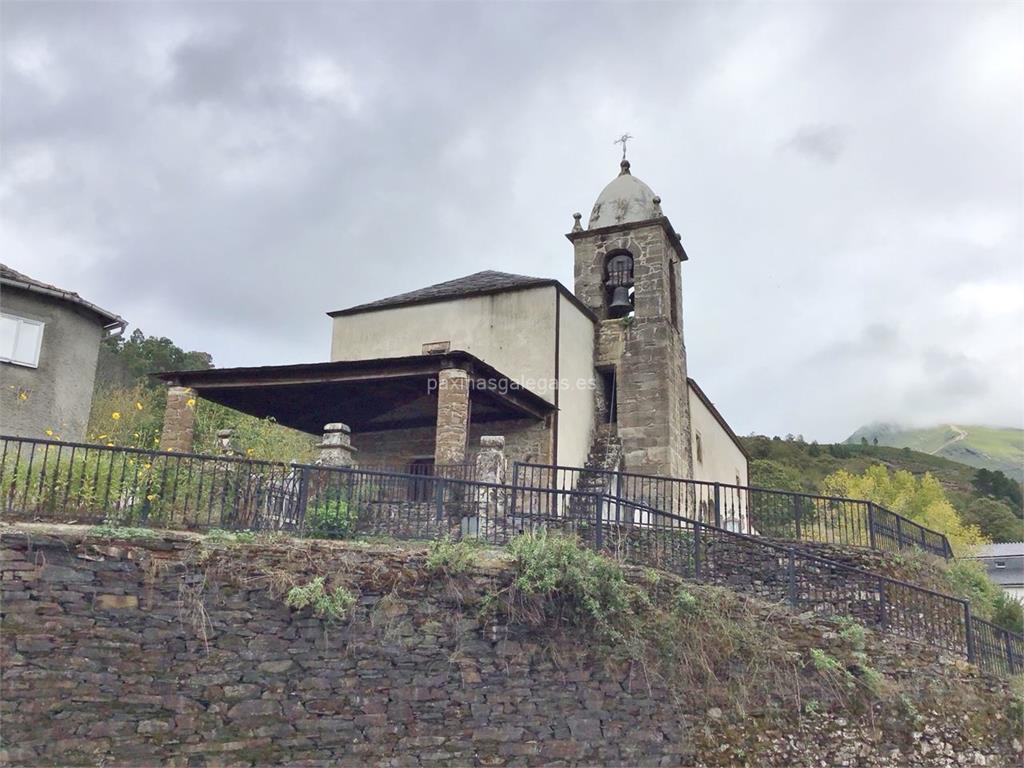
[285,577,356,622]
[425,537,480,576]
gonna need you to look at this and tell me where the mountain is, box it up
[845,423,1023,482]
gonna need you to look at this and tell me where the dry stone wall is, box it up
[1,525,1019,767]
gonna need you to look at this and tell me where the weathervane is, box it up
[614,132,633,161]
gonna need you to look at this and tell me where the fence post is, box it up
[713,483,722,528]
[964,602,976,664]
[793,496,802,540]
[895,516,904,551]
[867,502,877,550]
[434,477,446,526]
[787,550,798,606]
[693,521,702,580]
[615,471,623,526]
[295,466,311,536]
[877,576,887,628]
[1005,631,1017,675]
[594,494,604,552]
[509,462,519,520]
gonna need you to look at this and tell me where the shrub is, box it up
[673,588,699,615]
[285,577,356,621]
[507,531,636,644]
[425,537,478,576]
[304,497,358,540]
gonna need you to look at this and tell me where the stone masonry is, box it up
[571,221,694,479]
[434,367,470,466]
[160,385,196,453]
[1,526,1019,767]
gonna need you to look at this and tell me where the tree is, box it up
[860,437,868,446]
[872,437,878,446]
[972,469,1023,515]
[96,329,213,391]
[822,465,987,554]
[808,441,821,457]
[962,498,1024,543]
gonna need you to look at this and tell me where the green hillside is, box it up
[845,423,1023,481]
[741,436,1024,543]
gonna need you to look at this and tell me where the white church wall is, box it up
[688,382,749,531]
[555,292,596,471]
[330,286,558,404]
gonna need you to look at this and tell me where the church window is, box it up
[605,252,634,319]
[695,431,704,464]
[669,260,679,328]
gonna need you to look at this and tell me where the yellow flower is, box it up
[45,429,54,437]
[186,398,196,408]
[106,442,115,447]
[246,448,255,456]
[18,391,28,401]
[143,463,151,469]
[135,402,144,411]
[111,412,121,421]
[146,494,157,502]
[153,437,160,444]
[97,434,108,440]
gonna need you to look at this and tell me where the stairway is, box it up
[569,424,623,522]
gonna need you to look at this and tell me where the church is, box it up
[159,158,748,493]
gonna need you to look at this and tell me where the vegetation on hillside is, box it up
[87,329,316,463]
[744,435,1023,543]
[822,465,986,553]
[846,422,1024,481]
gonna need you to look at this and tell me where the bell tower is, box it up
[568,158,694,479]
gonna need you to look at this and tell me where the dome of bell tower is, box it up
[587,160,662,229]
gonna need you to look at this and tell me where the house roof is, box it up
[687,377,751,462]
[0,264,126,330]
[328,270,596,321]
[972,542,1024,559]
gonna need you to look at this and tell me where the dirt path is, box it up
[930,425,967,455]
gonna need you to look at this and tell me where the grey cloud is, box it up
[782,124,846,164]
[1,0,1021,440]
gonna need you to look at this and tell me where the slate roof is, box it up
[328,270,594,319]
[0,263,126,328]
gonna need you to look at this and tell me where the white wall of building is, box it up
[688,382,749,530]
[331,286,558,403]
[556,292,596,471]
[331,285,596,472]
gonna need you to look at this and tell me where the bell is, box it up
[608,285,633,318]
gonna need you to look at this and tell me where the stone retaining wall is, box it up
[0,525,1018,767]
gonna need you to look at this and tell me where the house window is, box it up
[0,313,44,368]
[995,561,1007,568]
[735,472,741,487]
[695,431,704,464]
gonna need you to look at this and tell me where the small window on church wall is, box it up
[605,252,635,319]
[695,432,704,464]
[669,260,679,328]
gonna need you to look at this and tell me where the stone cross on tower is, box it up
[614,133,633,160]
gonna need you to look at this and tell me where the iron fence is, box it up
[513,462,953,559]
[0,435,1016,676]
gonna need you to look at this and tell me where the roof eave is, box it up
[326,280,598,323]
[0,275,127,333]
[687,377,750,462]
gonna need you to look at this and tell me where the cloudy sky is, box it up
[2,1,1021,442]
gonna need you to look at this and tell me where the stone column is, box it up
[319,423,356,468]
[474,436,507,540]
[160,386,196,453]
[434,368,470,466]
[475,435,506,485]
[217,429,238,457]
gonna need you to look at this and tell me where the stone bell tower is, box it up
[568,158,694,479]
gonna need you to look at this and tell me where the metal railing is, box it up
[513,462,953,559]
[1,435,1017,676]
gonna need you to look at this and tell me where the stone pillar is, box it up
[217,429,238,457]
[475,436,506,485]
[434,368,470,466]
[319,422,356,467]
[160,386,196,453]
[472,436,506,540]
